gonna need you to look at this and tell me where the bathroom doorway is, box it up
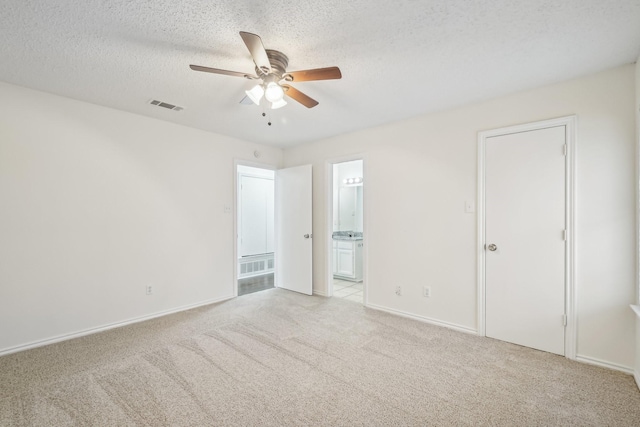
[236,165,275,296]
[329,159,364,303]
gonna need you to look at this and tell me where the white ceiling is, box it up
[1,1,639,148]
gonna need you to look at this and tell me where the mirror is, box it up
[337,185,363,232]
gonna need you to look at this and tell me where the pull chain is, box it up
[261,107,272,126]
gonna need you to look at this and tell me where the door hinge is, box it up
[562,314,567,327]
[562,144,567,156]
[562,230,567,241]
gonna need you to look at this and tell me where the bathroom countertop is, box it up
[332,231,363,241]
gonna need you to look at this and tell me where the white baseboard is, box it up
[313,289,328,297]
[365,302,477,335]
[575,355,634,375]
[0,295,235,357]
[635,372,640,391]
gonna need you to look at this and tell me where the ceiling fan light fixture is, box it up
[189,32,341,110]
[264,82,285,103]
[271,98,287,109]
[245,85,264,105]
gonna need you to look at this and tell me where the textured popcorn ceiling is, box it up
[1,1,639,147]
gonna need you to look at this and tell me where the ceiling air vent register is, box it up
[148,99,184,111]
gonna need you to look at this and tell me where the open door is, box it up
[275,164,313,295]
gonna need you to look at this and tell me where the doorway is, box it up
[329,159,365,303]
[235,163,314,297]
[477,116,576,358]
[237,165,275,296]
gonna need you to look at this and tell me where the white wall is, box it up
[0,82,282,354]
[284,64,637,370]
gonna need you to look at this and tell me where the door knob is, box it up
[304,234,310,239]
[487,244,497,251]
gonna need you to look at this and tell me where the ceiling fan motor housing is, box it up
[258,50,289,78]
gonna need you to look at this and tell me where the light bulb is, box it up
[264,82,284,103]
[271,98,287,109]
[245,85,264,105]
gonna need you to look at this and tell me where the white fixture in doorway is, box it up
[477,116,576,359]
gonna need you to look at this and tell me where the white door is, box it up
[485,126,566,355]
[275,165,313,295]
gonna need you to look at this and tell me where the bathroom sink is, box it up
[332,231,363,241]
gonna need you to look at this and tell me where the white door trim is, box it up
[325,154,368,304]
[477,115,577,360]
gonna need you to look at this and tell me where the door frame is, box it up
[476,115,577,360]
[325,154,368,303]
[233,159,277,297]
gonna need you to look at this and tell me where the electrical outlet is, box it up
[395,286,401,296]
[146,285,153,295]
[423,286,431,298]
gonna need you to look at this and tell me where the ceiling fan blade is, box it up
[190,65,256,79]
[239,31,271,73]
[282,84,319,108]
[286,66,342,82]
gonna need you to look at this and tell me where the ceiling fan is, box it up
[190,31,342,109]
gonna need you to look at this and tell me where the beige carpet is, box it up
[1,289,639,426]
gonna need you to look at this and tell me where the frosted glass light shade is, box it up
[264,82,284,102]
[271,98,287,109]
[245,85,264,105]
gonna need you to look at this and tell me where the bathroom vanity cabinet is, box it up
[333,239,363,282]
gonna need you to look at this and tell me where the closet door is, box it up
[485,126,566,355]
